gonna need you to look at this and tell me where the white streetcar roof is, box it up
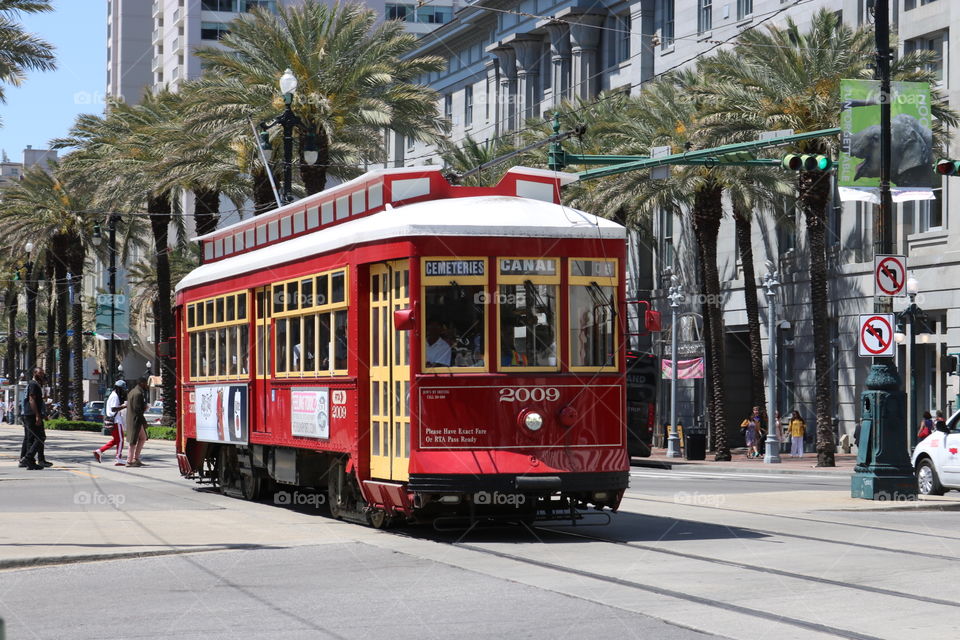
[176,195,624,292]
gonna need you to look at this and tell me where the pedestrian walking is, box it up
[18,367,51,470]
[788,410,806,457]
[741,414,760,459]
[917,410,934,441]
[935,410,948,433]
[125,376,149,467]
[95,380,128,465]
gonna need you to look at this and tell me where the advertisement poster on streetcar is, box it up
[291,387,330,439]
[195,384,248,444]
[839,79,935,202]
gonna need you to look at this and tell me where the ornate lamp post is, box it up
[666,275,684,458]
[258,69,319,204]
[763,267,781,463]
[893,276,931,450]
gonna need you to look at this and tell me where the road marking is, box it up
[64,469,99,479]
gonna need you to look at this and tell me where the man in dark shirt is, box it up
[19,367,50,470]
[125,376,149,467]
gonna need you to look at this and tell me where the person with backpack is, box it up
[94,380,128,465]
[18,367,51,470]
[917,410,935,441]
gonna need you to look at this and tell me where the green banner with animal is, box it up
[838,79,934,202]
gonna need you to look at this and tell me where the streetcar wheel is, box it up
[368,508,393,529]
[240,472,262,501]
[328,464,344,519]
[216,448,231,495]
[917,459,945,496]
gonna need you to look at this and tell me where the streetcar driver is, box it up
[425,320,453,367]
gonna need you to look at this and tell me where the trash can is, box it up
[685,430,707,460]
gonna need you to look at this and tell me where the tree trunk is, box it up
[253,167,279,216]
[800,172,835,467]
[5,284,16,381]
[193,187,221,237]
[25,263,38,372]
[69,250,86,420]
[734,207,767,419]
[54,258,70,411]
[693,182,730,461]
[45,279,55,392]
[150,192,177,425]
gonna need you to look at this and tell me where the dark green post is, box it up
[851,363,917,499]
[547,113,566,171]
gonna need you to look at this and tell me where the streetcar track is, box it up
[621,494,960,542]
[529,525,960,609]
[453,539,885,640]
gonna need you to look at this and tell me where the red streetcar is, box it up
[174,166,629,527]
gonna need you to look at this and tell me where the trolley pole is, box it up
[763,270,781,464]
[667,277,684,458]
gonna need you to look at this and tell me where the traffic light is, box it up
[781,154,832,171]
[935,159,960,175]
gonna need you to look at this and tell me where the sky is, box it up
[0,0,106,161]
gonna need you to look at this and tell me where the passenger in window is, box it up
[500,321,527,367]
[425,320,453,367]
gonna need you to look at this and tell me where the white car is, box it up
[911,411,960,495]
[145,406,165,426]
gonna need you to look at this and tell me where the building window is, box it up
[906,31,948,86]
[416,5,451,24]
[200,22,230,40]
[661,0,674,48]
[905,0,940,9]
[386,3,412,21]
[737,0,753,20]
[919,187,944,232]
[658,208,674,274]
[443,93,453,122]
[698,0,712,34]
[243,0,275,11]
[464,85,473,127]
[616,13,631,63]
[201,0,237,11]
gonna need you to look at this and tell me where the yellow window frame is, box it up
[186,290,251,382]
[420,257,488,373]
[568,257,619,372]
[496,257,561,373]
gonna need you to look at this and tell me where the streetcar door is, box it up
[253,286,271,434]
[369,261,411,481]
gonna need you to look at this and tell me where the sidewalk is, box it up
[635,446,860,476]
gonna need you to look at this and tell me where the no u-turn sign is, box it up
[858,314,895,358]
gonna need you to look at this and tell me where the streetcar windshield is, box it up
[499,281,557,367]
[569,284,615,367]
[423,282,485,368]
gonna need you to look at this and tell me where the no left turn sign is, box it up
[874,255,906,297]
[858,314,895,358]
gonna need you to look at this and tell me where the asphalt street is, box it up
[4,426,960,640]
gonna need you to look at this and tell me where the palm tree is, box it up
[0,0,55,119]
[56,91,182,425]
[438,135,517,187]
[0,162,94,416]
[697,9,958,466]
[189,0,446,199]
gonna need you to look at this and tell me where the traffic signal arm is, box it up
[573,127,840,181]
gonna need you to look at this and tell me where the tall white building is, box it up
[403,0,958,448]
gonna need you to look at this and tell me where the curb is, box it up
[631,458,856,477]
[0,543,273,571]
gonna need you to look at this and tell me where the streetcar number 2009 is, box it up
[499,387,560,403]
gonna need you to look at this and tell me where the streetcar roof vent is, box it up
[193,166,578,265]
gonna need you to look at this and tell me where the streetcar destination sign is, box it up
[499,258,557,276]
[424,259,485,277]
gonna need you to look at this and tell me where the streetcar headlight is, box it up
[524,411,544,432]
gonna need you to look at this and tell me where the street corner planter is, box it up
[147,426,177,441]
[44,419,103,432]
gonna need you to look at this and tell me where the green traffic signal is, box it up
[781,153,831,171]
[935,159,960,175]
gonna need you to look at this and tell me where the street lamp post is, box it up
[23,242,37,371]
[258,69,319,204]
[894,276,930,451]
[763,268,781,463]
[93,213,120,380]
[667,276,684,458]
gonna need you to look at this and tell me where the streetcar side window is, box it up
[569,259,618,371]
[187,289,252,381]
[497,258,560,370]
[420,258,488,371]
